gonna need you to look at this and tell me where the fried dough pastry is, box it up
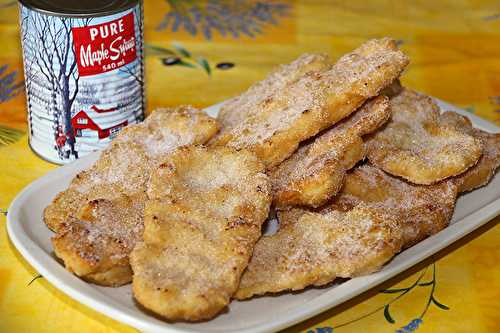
[278,165,458,249]
[236,164,458,299]
[45,141,149,234]
[367,89,482,184]
[218,53,332,130]
[52,195,145,286]
[48,106,219,286]
[130,146,271,321]
[270,95,391,208]
[212,38,409,168]
[45,106,219,233]
[440,112,500,192]
[235,205,403,300]
[327,165,458,248]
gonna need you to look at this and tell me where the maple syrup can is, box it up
[18,0,145,164]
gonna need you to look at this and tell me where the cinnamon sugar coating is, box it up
[440,112,500,192]
[130,146,271,321]
[213,38,409,168]
[47,106,219,286]
[270,95,391,208]
[326,165,458,248]
[237,165,458,299]
[236,203,403,299]
[367,89,483,184]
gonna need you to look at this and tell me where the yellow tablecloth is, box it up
[1,1,499,332]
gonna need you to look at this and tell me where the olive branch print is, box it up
[146,42,234,76]
[157,0,290,39]
[0,125,24,146]
[27,274,43,286]
[307,263,449,333]
[0,213,43,287]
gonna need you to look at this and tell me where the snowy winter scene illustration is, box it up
[20,4,144,163]
[71,105,129,140]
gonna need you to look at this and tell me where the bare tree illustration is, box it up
[22,11,91,159]
[119,64,144,86]
[20,15,36,136]
[118,5,145,118]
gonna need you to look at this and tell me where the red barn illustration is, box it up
[71,105,128,140]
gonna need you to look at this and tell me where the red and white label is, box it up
[72,12,137,76]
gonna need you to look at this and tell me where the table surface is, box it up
[1,1,499,332]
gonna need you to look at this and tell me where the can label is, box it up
[19,3,144,164]
[73,12,137,76]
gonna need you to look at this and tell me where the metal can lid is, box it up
[18,0,140,17]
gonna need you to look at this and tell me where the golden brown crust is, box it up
[40,38,493,318]
[212,38,409,168]
[440,112,500,192]
[328,165,459,248]
[52,195,145,286]
[279,175,458,251]
[217,53,332,130]
[45,106,219,233]
[367,89,483,184]
[236,164,458,300]
[130,146,271,321]
[46,106,219,286]
[235,205,403,300]
[270,95,391,208]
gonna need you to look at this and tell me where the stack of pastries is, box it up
[44,38,500,321]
